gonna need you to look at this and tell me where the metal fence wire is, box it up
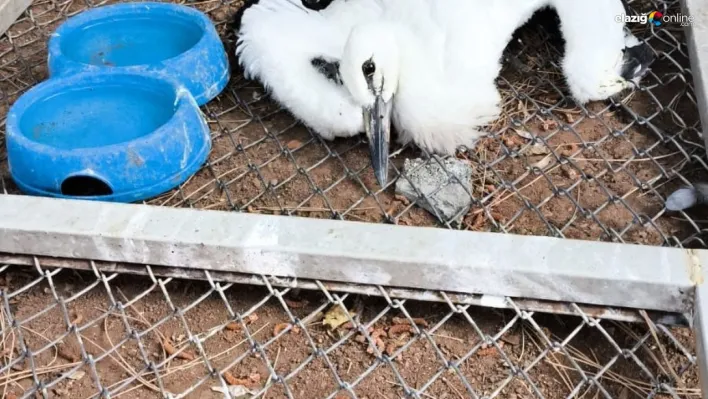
[0,0,705,397]
[0,256,699,399]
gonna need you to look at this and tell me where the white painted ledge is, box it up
[0,194,698,313]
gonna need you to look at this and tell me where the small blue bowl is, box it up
[5,71,211,203]
[48,2,229,106]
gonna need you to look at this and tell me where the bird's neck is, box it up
[391,26,501,122]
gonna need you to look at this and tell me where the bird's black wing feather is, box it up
[300,0,335,10]
[620,42,654,81]
[311,57,343,85]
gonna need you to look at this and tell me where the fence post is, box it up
[682,0,708,155]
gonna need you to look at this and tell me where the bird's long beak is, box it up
[363,94,392,187]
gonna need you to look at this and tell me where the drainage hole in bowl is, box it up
[61,175,113,196]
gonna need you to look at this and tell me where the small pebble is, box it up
[286,140,302,150]
[561,165,578,180]
[213,10,227,21]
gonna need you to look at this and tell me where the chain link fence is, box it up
[0,255,699,398]
[0,0,705,397]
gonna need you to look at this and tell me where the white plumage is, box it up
[554,0,654,103]
[336,0,553,156]
[235,0,381,139]
[234,0,653,185]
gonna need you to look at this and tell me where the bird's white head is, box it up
[339,23,400,187]
[340,23,400,108]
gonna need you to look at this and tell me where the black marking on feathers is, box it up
[301,0,336,11]
[311,57,343,85]
[620,42,654,81]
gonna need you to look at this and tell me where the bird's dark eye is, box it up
[362,60,375,77]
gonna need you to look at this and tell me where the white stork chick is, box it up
[337,0,654,183]
[236,0,549,185]
[236,0,653,186]
[234,0,382,140]
[337,0,557,184]
[552,0,654,103]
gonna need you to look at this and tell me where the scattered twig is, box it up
[639,310,685,390]
[441,377,465,399]
[524,325,574,392]
[262,346,281,399]
[105,323,271,399]
[391,317,428,328]
[90,324,161,393]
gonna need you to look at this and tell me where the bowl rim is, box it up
[48,2,217,70]
[6,70,204,156]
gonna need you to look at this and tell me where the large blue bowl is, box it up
[5,71,211,203]
[48,2,229,105]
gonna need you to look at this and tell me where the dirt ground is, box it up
[0,267,699,399]
[0,0,705,398]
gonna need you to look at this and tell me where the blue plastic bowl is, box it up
[48,2,229,105]
[5,71,211,203]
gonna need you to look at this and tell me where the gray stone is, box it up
[395,156,473,222]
